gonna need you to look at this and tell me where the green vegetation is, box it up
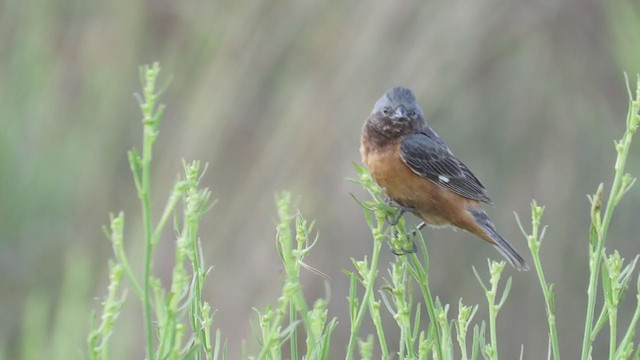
[4,1,640,359]
[88,64,224,359]
[85,65,640,359]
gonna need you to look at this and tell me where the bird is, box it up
[360,86,528,270]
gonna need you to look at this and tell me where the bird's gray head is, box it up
[371,86,424,122]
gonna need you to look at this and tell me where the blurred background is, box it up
[1,0,640,358]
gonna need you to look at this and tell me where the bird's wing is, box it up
[399,130,493,203]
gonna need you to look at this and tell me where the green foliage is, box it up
[4,2,640,357]
[473,261,512,360]
[515,75,640,360]
[88,63,225,360]
[85,66,640,359]
[579,74,640,360]
[515,202,559,360]
[250,192,336,360]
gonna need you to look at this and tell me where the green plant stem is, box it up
[609,308,617,360]
[581,75,639,360]
[258,195,325,359]
[290,301,298,360]
[406,246,443,360]
[93,63,225,359]
[286,217,316,353]
[292,289,314,350]
[346,213,385,360]
[368,299,388,359]
[136,63,163,360]
[616,288,640,358]
[531,255,559,360]
[141,125,155,360]
[488,304,497,360]
[485,278,500,360]
[152,187,183,245]
[390,262,415,358]
[455,301,477,360]
[474,262,510,360]
[518,203,560,360]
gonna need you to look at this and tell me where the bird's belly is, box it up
[363,143,434,209]
[417,211,453,228]
[362,142,475,230]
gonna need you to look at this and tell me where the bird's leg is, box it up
[383,197,416,226]
[410,221,426,238]
[383,197,424,255]
[405,222,426,253]
[387,209,405,226]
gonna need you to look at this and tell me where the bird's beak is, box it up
[391,105,408,120]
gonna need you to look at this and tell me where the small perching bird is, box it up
[360,86,528,271]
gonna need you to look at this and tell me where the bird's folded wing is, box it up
[399,132,493,204]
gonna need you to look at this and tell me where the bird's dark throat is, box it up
[364,115,416,149]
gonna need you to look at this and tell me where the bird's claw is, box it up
[391,241,418,255]
[382,197,416,226]
[386,209,405,226]
[383,196,399,207]
[390,223,424,255]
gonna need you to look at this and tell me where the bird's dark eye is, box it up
[408,109,416,117]
[382,107,391,115]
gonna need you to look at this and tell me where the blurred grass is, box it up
[1,0,640,358]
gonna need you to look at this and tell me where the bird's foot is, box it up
[390,222,425,255]
[386,209,405,226]
[383,197,416,226]
[391,241,418,255]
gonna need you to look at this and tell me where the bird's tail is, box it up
[469,209,529,271]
